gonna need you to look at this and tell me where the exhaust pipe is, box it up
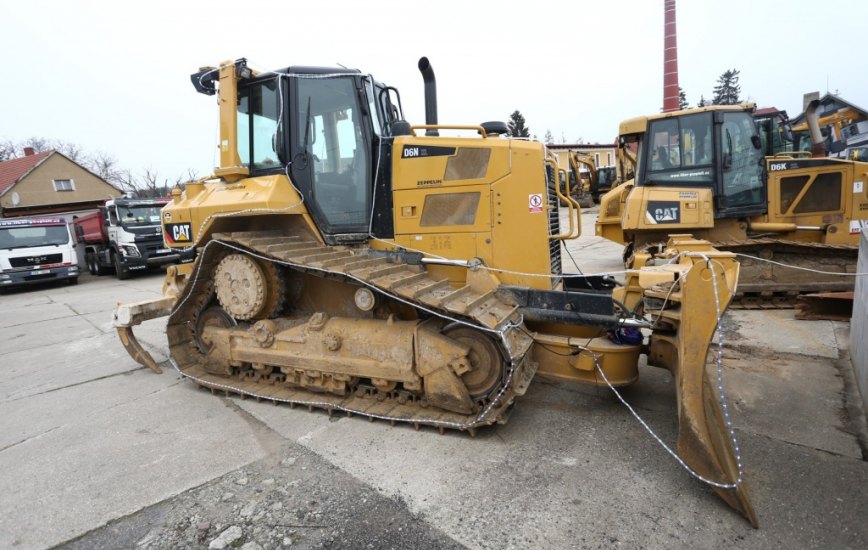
[805,99,826,157]
[418,57,439,136]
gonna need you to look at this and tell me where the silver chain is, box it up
[166,239,527,430]
[591,252,743,489]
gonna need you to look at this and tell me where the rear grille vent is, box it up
[544,164,563,288]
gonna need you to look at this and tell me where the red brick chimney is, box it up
[23,147,35,156]
[662,0,680,112]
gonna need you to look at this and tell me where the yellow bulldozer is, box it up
[113,57,756,525]
[597,102,868,306]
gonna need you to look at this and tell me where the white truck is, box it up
[0,216,79,290]
[73,198,194,280]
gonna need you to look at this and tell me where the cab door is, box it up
[289,76,372,242]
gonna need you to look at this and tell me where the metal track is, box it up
[166,231,537,433]
[715,238,858,309]
[637,238,857,309]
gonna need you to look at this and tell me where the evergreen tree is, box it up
[544,129,554,144]
[712,69,741,105]
[507,110,530,138]
[678,86,690,109]
[678,87,689,110]
[697,94,708,108]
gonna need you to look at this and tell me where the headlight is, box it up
[121,245,140,257]
[0,274,10,280]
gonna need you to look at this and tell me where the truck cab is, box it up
[74,198,195,279]
[0,217,79,290]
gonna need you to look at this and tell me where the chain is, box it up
[166,237,529,430]
[589,253,743,489]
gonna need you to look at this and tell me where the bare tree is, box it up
[21,136,51,153]
[88,152,125,185]
[0,139,16,161]
[55,141,85,163]
[1,136,197,197]
[175,169,198,187]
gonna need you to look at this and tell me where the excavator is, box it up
[564,151,607,207]
[597,102,868,306]
[112,57,756,525]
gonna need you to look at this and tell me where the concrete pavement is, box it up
[0,209,866,549]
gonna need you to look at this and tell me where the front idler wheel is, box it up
[444,326,505,401]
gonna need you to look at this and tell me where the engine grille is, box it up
[10,253,62,268]
[544,164,562,288]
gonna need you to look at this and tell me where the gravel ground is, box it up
[59,402,465,550]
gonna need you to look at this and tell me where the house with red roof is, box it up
[0,148,121,218]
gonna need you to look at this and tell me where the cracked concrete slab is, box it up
[725,351,861,459]
[0,329,143,402]
[0,368,267,549]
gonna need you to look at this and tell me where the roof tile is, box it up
[0,150,53,196]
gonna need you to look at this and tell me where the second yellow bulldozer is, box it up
[597,102,868,306]
[113,57,757,525]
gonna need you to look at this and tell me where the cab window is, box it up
[646,113,713,184]
[720,112,764,209]
[237,79,281,171]
[297,77,370,229]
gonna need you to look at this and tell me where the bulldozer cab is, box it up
[639,107,766,218]
[754,108,794,156]
[228,64,402,242]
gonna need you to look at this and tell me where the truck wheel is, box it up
[86,252,97,275]
[112,251,131,280]
[88,252,108,276]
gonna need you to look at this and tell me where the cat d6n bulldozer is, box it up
[597,102,868,306]
[112,57,756,525]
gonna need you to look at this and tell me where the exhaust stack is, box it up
[805,99,826,157]
[418,57,439,136]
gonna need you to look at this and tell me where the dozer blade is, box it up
[112,295,176,374]
[642,240,758,526]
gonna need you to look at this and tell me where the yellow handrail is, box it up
[548,159,578,240]
[409,124,490,138]
[772,151,812,159]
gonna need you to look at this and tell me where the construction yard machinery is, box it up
[112,57,756,524]
[565,151,606,206]
[753,107,795,156]
[596,102,868,306]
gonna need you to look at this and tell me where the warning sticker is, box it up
[854,180,864,193]
[850,219,868,234]
[528,193,543,213]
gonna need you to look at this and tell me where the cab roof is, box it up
[619,103,756,136]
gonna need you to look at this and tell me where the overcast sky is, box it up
[2,1,867,181]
